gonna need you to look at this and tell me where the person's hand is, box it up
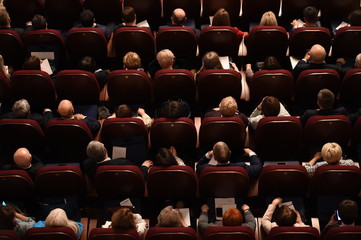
[291,19,298,27]
[207,150,214,157]
[336,58,346,65]
[137,108,145,116]
[201,204,209,212]
[313,152,322,160]
[230,62,239,72]
[295,210,303,224]
[169,146,177,157]
[327,213,338,226]
[142,160,153,168]
[246,64,252,70]
[304,50,311,62]
[243,148,254,156]
[272,197,283,206]
[241,204,250,212]
[74,113,85,120]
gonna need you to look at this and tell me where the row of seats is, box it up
[4,0,360,28]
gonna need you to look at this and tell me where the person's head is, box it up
[32,14,47,30]
[80,9,95,27]
[13,148,32,169]
[261,96,280,117]
[86,141,108,163]
[111,208,136,229]
[222,208,243,226]
[348,9,361,26]
[213,141,231,164]
[162,100,183,118]
[116,104,133,118]
[355,53,361,68]
[78,56,97,73]
[321,142,342,165]
[219,96,238,117]
[12,99,31,118]
[212,8,231,26]
[123,52,141,70]
[45,208,80,234]
[171,8,186,25]
[157,206,182,227]
[317,89,334,109]
[0,9,10,27]
[22,56,41,70]
[57,100,74,119]
[309,44,326,64]
[202,51,223,70]
[122,7,136,25]
[263,56,281,70]
[303,6,318,25]
[155,148,178,166]
[338,200,358,225]
[260,11,278,26]
[157,49,175,69]
[0,206,16,230]
[275,206,297,227]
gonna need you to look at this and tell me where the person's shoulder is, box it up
[204,110,221,118]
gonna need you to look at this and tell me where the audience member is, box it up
[348,9,361,26]
[157,49,175,70]
[108,104,152,128]
[212,8,245,38]
[300,89,348,125]
[123,52,142,70]
[159,99,191,118]
[245,56,282,82]
[34,208,83,237]
[77,56,108,88]
[159,8,199,36]
[260,11,278,26]
[290,6,319,34]
[249,96,290,130]
[22,56,41,70]
[156,206,188,227]
[293,44,344,80]
[0,9,24,36]
[154,147,185,166]
[198,204,256,234]
[0,55,10,80]
[196,142,262,178]
[74,9,112,39]
[82,140,152,180]
[31,14,47,30]
[0,205,35,238]
[323,200,359,236]
[2,148,44,179]
[204,96,248,125]
[261,197,308,234]
[304,142,355,176]
[110,208,147,238]
[340,53,361,76]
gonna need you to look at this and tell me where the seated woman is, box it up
[108,104,152,128]
[245,56,282,82]
[261,198,308,234]
[157,206,188,227]
[260,11,278,26]
[154,147,185,166]
[198,204,256,234]
[0,205,35,238]
[196,51,239,78]
[204,96,248,125]
[109,208,147,238]
[158,100,191,119]
[304,142,355,176]
[212,8,245,38]
[33,208,83,238]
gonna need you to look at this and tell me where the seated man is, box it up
[2,148,44,179]
[196,141,262,179]
[261,197,308,234]
[290,6,319,35]
[77,56,108,89]
[304,142,355,176]
[300,89,348,125]
[204,96,248,125]
[74,9,112,39]
[322,199,359,236]
[82,140,152,180]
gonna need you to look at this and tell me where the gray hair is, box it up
[86,141,106,162]
[12,99,30,118]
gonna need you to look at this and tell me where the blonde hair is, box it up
[157,206,182,227]
[321,142,342,164]
[219,96,238,117]
[111,208,136,229]
[44,208,80,235]
[156,49,175,69]
[260,11,278,26]
[123,52,141,70]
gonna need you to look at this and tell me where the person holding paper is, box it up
[108,208,147,238]
[196,142,262,179]
[198,204,256,234]
[261,197,308,234]
[290,6,319,35]
[156,206,188,227]
[154,147,186,166]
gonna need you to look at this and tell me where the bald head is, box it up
[309,44,326,64]
[57,100,74,119]
[355,53,361,68]
[14,148,32,169]
[171,8,186,25]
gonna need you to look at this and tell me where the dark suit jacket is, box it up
[204,110,249,126]
[2,155,44,179]
[0,112,44,127]
[196,154,262,178]
[300,107,348,125]
[293,60,342,80]
[82,158,148,180]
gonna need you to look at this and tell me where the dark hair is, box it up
[122,7,136,24]
[263,56,281,70]
[275,206,297,227]
[212,8,231,26]
[213,142,231,163]
[338,200,358,225]
[80,9,95,27]
[116,104,133,118]
[349,9,361,26]
[0,206,16,230]
[317,89,334,109]
[203,51,223,70]
[303,6,318,24]
[32,15,47,30]
[23,56,41,70]
[154,148,178,166]
[162,100,184,118]
[262,96,280,116]
[78,56,97,72]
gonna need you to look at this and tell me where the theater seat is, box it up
[0,72,12,113]
[25,227,78,240]
[145,227,197,240]
[0,29,25,70]
[202,226,255,240]
[88,228,141,240]
[340,68,361,111]
[332,26,361,59]
[268,226,320,240]
[0,230,20,240]
[0,170,34,203]
[323,226,361,240]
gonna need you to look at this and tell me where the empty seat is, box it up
[83,0,122,25]
[145,227,197,240]
[254,117,302,161]
[323,226,361,240]
[44,0,83,30]
[332,26,361,59]
[0,29,25,70]
[0,170,34,203]
[0,230,20,240]
[25,227,78,240]
[268,226,320,240]
[88,228,141,240]
[340,68,361,111]
[201,226,255,240]
[3,0,44,28]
